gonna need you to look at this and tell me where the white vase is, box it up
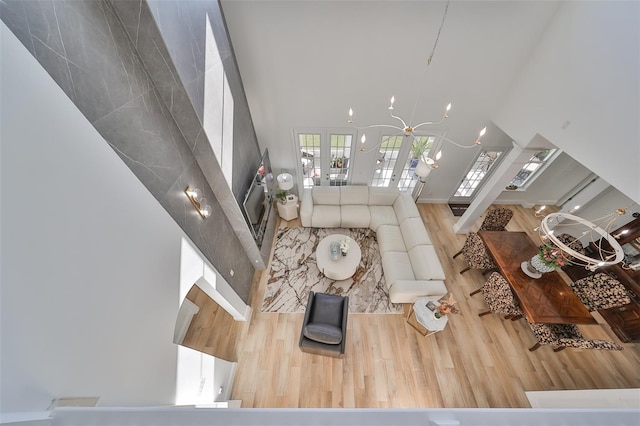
[528,254,556,274]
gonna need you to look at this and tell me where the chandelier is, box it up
[537,208,629,271]
[346,0,486,169]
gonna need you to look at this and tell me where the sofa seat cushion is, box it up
[340,186,369,205]
[368,187,400,206]
[381,251,415,287]
[377,225,406,253]
[369,206,398,231]
[312,186,341,205]
[341,205,371,228]
[303,323,342,344]
[400,217,432,250]
[393,193,421,223]
[389,280,448,304]
[312,205,341,228]
[409,245,446,280]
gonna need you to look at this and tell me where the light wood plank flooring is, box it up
[196,204,640,408]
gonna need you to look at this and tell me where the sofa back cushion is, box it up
[312,186,340,205]
[340,186,369,205]
[393,193,421,223]
[400,217,432,250]
[368,187,400,206]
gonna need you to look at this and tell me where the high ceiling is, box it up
[220,1,561,198]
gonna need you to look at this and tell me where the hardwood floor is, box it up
[199,204,640,408]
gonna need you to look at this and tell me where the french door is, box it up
[371,135,437,192]
[296,129,356,188]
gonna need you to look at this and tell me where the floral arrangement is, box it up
[340,238,350,255]
[435,293,459,318]
[538,244,570,268]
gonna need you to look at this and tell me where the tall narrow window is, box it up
[508,149,558,189]
[453,150,504,198]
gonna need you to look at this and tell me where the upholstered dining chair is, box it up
[471,272,524,319]
[299,291,349,358]
[453,232,497,274]
[478,207,514,231]
[526,320,623,352]
[569,273,631,311]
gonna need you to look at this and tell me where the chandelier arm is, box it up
[412,118,447,130]
[433,133,480,149]
[349,123,405,132]
[388,111,409,130]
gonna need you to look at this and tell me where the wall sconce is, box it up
[185,186,212,219]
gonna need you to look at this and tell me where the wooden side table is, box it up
[406,297,448,337]
[276,195,298,221]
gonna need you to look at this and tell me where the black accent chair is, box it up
[299,292,349,358]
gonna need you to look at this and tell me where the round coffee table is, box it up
[316,234,362,281]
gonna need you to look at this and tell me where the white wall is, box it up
[495,152,593,206]
[493,1,640,204]
[0,23,185,412]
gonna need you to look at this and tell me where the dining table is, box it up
[478,231,597,325]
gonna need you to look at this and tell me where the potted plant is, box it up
[410,139,429,167]
[275,190,288,204]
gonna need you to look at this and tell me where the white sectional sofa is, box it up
[300,186,447,303]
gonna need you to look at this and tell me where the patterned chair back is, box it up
[481,272,523,316]
[570,273,631,311]
[479,208,514,231]
[462,232,497,270]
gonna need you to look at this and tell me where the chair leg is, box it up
[528,342,541,352]
[453,249,463,259]
[478,310,491,317]
[510,315,523,321]
[481,267,497,276]
[553,347,567,353]
[469,288,482,297]
[460,266,471,274]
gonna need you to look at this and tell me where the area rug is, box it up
[262,226,402,314]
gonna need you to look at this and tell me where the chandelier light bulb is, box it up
[201,204,212,218]
[444,102,451,118]
[435,150,442,161]
[348,108,353,123]
[388,96,395,110]
[475,127,487,145]
[569,205,581,213]
[359,134,367,151]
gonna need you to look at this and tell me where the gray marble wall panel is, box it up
[143,0,261,203]
[0,0,258,302]
[110,0,273,262]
